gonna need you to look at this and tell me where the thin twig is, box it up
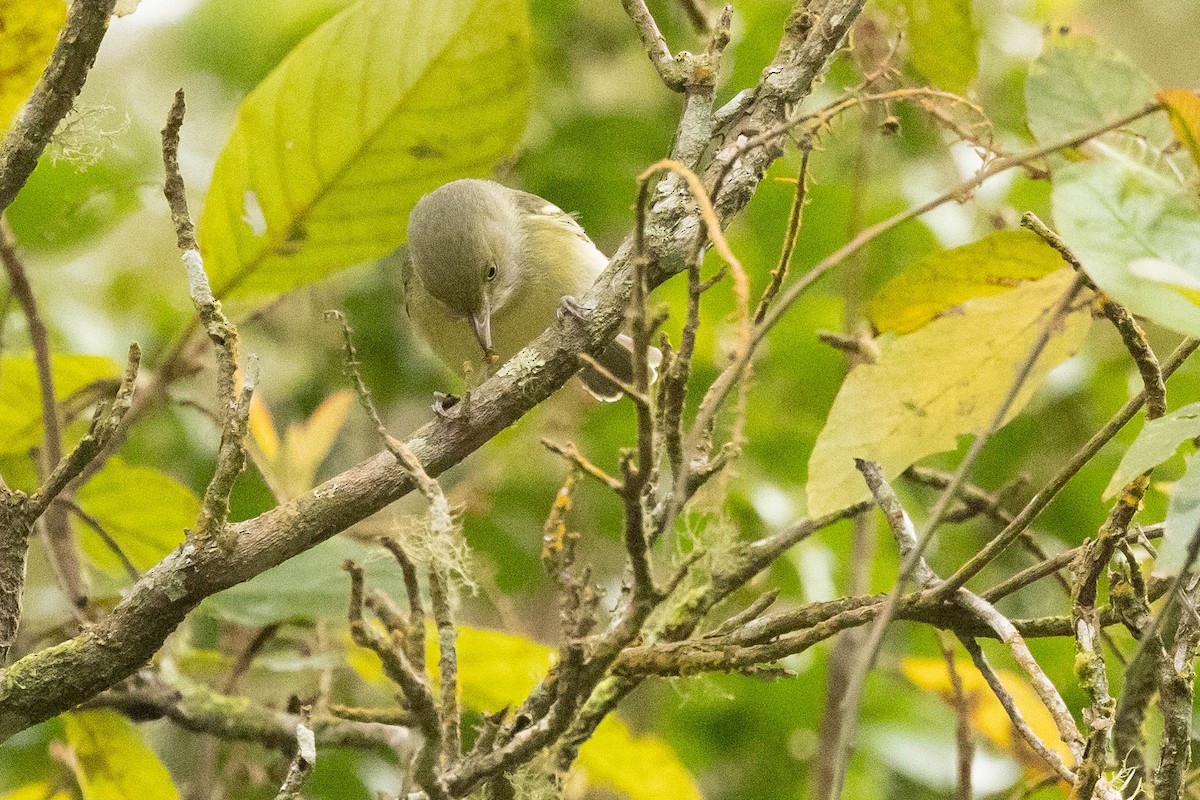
[0,218,88,609]
[162,90,252,541]
[55,498,139,583]
[939,633,974,800]
[428,567,460,766]
[273,706,315,800]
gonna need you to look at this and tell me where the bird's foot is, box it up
[557,294,595,322]
[432,392,464,419]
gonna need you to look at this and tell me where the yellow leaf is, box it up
[247,394,280,465]
[807,269,1091,516]
[0,0,66,133]
[869,230,1065,335]
[1157,88,1200,170]
[576,717,702,800]
[63,710,180,800]
[281,389,354,495]
[347,624,698,800]
[0,784,72,800]
[901,656,1072,767]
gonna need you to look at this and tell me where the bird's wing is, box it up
[509,190,596,248]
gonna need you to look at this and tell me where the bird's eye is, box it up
[485,264,497,281]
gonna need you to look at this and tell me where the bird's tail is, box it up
[579,333,663,402]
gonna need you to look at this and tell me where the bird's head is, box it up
[406,179,523,355]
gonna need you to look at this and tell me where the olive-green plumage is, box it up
[403,179,657,400]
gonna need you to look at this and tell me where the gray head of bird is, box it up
[406,179,523,355]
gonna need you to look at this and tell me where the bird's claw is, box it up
[557,295,594,322]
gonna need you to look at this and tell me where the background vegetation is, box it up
[1,0,1199,799]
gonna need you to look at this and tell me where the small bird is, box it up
[403,179,659,401]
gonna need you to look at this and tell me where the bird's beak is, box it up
[471,297,493,356]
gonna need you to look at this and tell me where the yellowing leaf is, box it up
[0,0,66,133]
[63,710,180,800]
[198,0,532,298]
[281,390,353,494]
[75,457,198,576]
[576,717,702,800]
[347,624,698,800]
[0,353,120,455]
[249,390,353,499]
[0,785,71,800]
[901,656,1072,767]
[869,230,1064,335]
[247,394,281,464]
[807,269,1091,517]
[1158,88,1200,169]
[902,0,978,94]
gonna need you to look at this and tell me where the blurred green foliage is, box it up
[1,0,1199,798]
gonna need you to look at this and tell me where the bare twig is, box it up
[56,498,139,583]
[274,706,315,800]
[541,439,622,492]
[1022,211,1166,418]
[428,568,461,766]
[939,633,974,800]
[0,218,88,609]
[162,90,253,542]
[344,561,447,799]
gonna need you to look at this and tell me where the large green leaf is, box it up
[868,230,1063,335]
[901,0,978,94]
[205,536,415,625]
[1103,402,1200,500]
[75,457,199,576]
[1052,159,1200,338]
[1025,34,1167,146]
[199,0,532,298]
[1157,453,1200,577]
[807,269,1092,517]
[0,354,120,455]
[63,711,180,800]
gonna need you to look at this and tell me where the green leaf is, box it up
[1156,453,1200,577]
[348,624,700,800]
[206,536,414,625]
[1025,34,1165,145]
[198,0,533,298]
[1052,159,1200,338]
[868,230,1064,335]
[63,710,180,800]
[0,354,120,455]
[1103,402,1200,500]
[75,457,198,576]
[901,0,978,94]
[807,269,1092,517]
